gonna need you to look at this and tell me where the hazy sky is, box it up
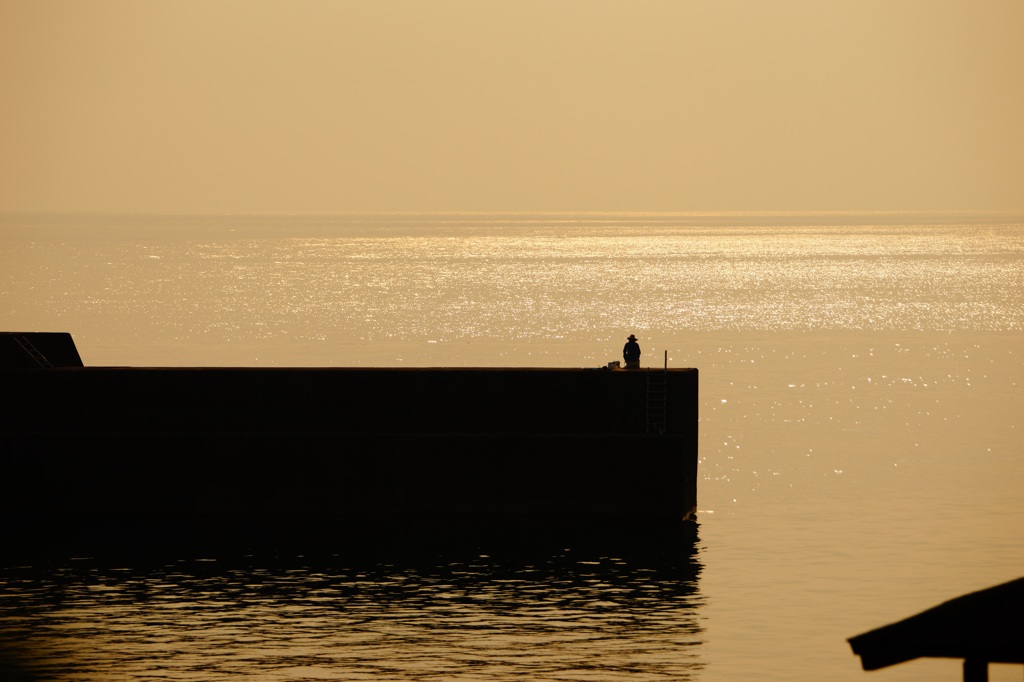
[2,0,1022,213]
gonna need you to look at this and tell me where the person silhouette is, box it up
[623,334,641,369]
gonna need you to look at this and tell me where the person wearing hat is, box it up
[623,334,641,369]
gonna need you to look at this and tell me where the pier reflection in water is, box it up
[0,533,703,681]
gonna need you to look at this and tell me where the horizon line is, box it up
[4,208,1024,218]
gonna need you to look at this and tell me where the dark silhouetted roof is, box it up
[849,577,1024,671]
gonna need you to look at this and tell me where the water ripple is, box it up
[0,545,703,681]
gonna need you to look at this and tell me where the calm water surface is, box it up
[0,544,703,681]
[1,213,1022,680]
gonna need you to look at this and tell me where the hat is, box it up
[627,334,637,341]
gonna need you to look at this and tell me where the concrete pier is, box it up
[1,336,698,557]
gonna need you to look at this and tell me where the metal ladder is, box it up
[14,334,53,368]
[645,351,668,434]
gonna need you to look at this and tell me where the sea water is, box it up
[1,212,1022,681]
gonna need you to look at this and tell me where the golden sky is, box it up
[2,0,1022,213]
